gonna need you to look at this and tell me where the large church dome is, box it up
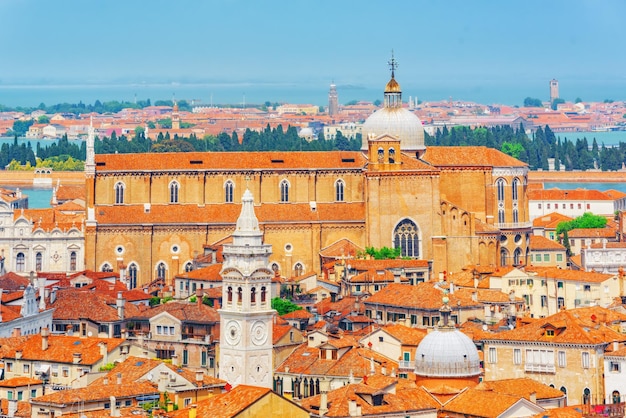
[361,58,425,153]
[414,327,481,378]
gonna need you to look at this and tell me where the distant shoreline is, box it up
[528,171,626,184]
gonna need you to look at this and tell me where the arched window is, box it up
[280,179,289,203]
[513,208,519,224]
[237,287,243,304]
[16,252,25,272]
[512,178,520,201]
[583,388,591,405]
[251,287,256,304]
[102,263,113,273]
[294,263,303,277]
[498,209,505,224]
[513,248,522,266]
[271,263,280,274]
[169,181,179,204]
[389,147,395,164]
[35,252,43,271]
[496,178,506,202]
[157,262,166,280]
[500,248,509,267]
[227,287,233,303]
[377,147,384,163]
[115,182,125,205]
[335,179,345,202]
[184,262,193,272]
[70,251,77,271]
[613,390,621,404]
[393,219,420,258]
[261,286,267,303]
[225,180,234,203]
[128,263,138,289]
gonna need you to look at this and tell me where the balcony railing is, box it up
[524,363,555,373]
[494,222,532,229]
[398,361,413,371]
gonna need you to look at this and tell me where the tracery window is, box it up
[128,263,138,289]
[280,179,289,203]
[157,262,166,280]
[393,219,420,258]
[225,180,234,203]
[335,179,345,202]
[184,262,193,272]
[294,263,303,277]
[102,263,113,273]
[500,248,509,267]
[115,182,125,205]
[16,252,25,272]
[35,252,43,271]
[70,251,77,271]
[169,181,179,204]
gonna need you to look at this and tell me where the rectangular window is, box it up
[62,367,69,377]
[549,232,555,240]
[541,295,548,308]
[535,254,542,262]
[557,281,564,289]
[562,204,566,209]
[513,348,522,365]
[587,204,590,209]
[411,315,417,325]
[51,365,58,377]
[578,203,582,209]
[538,203,542,209]
[543,254,550,262]
[209,357,215,369]
[610,362,620,372]
[488,347,497,364]
[556,254,563,262]
[557,297,565,309]
[525,349,555,372]
[423,317,430,326]
[184,398,192,407]
[157,325,163,335]
[558,351,566,367]
[547,203,551,209]
[31,389,37,398]
[570,203,574,209]
[23,364,30,373]
[7,391,12,400]
[582,351,590,369]
[182,349,188,366]
[378,336,384,343]
[17,391,23,401]
[201,351,207,367]
[584,285,591,292]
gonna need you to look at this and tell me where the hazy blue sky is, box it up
[2,0,626,104]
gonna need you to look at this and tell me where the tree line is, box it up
[427,125,626,171]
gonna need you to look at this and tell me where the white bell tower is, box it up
[219,189,274,388]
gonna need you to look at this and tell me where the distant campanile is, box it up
[328,81,338,116]
[549,79,559,102]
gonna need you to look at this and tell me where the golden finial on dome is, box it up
[385,50,402,93]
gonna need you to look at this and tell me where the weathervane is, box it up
[388,50,398,79]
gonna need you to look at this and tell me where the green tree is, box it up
[523,97,543,107]
[271,297,302,315]
[365,246,401,260]
[556,212,608,235]
[501,142,524,159]
[37,115,50,124]
[551,98,565,110]
[575,97,583,104]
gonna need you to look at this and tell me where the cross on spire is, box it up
[388,50,398,79]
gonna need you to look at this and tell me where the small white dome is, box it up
[414,329,481,377]
[361,107,425,152]
[298,127,314,138]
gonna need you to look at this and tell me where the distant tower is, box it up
[550,79,559,103]
[328,82,338,116]
[219,189,274,389]
[85,117,97,228]
[171,101,180,130]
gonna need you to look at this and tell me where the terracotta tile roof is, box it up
[442,387,530,417]
[96,151,368,172]
[381,323,428,346]
[531,405,584,418]
[533,212,573,228]
[422,146,527,168]
[56,184,86,201]
[96,202,365,225]
[0,376,42,387]
[349,269,401,284]
[173,264,222,281]
[604,189,626,199]
[475,219,501,233]
[0,399,30,418]
[282,309,313,320]
[475,378,565,401]
[49,288,143,321]
[528,188,612,201]
[0,334,125,365]
[315,296,359,316]
[588,242,626,249]
[15,208,84,232]
[568,227,616,239]
[55,200,85,211]
[131,300,220,323]
[364,282,484,310]
[530,235,566,251]
[276,341,397,377]
[300,380,439,417]
[482,307,626,345]
[0,272,30,291]
[526,266,613,283]
[569,254,582,268]
[31,381,158,405]
[348,259,430,270]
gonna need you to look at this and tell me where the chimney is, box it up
[15,350,22,360]
[7,399,17,418]
[195,370,204,384]
[116,292,125,320]
[116,372,122,385]
[29,270,35,286]
[110,395,120,417]
[614,341,620,352]
[449,282,454,294]
[103,377,109,385]
[188,404,197,418]
[73,353,82,364]
[348,400,361,417]
[319,379,330,416]
[196,290,203,308]
[471,290,478,302]
[158,371,169,392]
[50,287,58,305]
[214,299,220,310]
[530,392,537,404]
[100,342,108,364]
[38,277,46,310]
[41,327,49,351]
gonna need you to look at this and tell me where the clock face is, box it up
[226,320,242,346]
[251,321,268,346]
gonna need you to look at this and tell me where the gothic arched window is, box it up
[115,181,125,205]
[513,248,522,266]
[225,180,234,203]
[280,179,289,203]
[583,388,591,405]
[389,147,395,164]
[512,178,520,201]
[393,219,420,258]
[169,181,179,204]
[500,248,509,267]
[496,178,506,202]
[294,263,303,277]
[128,263,138,289]
[335,179,345,202]
[184,262,193,272]
[157,262,166,280]
[102,263,113,273]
